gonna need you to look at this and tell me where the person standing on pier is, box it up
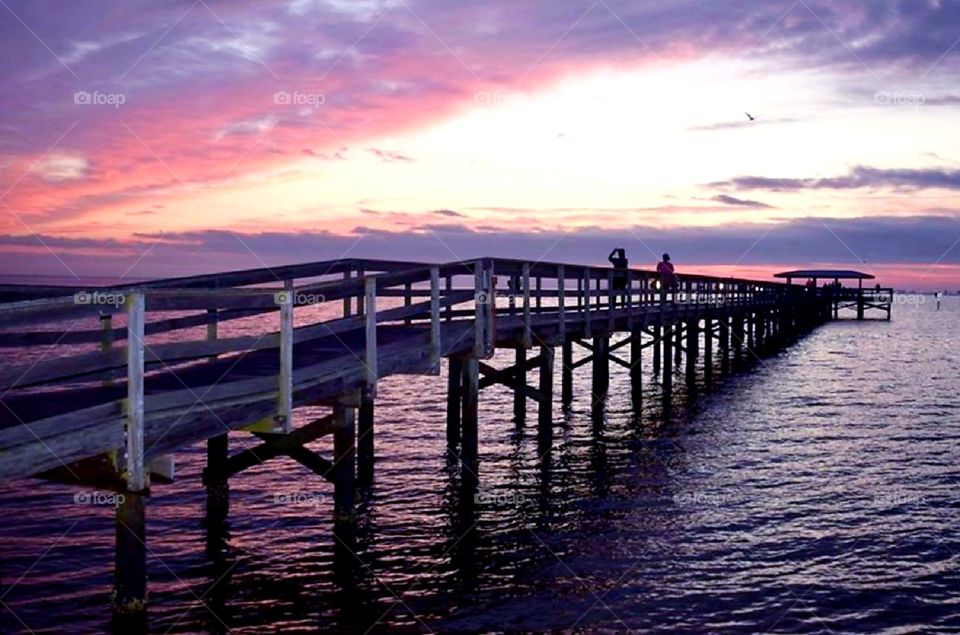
[657,253,677,301]
[608,248,628,307]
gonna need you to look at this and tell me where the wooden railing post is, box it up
[364,276,378,396]
[557,264,566,343]
[582,270,591,337]
[522,262,532,348]
[124,292,146,492]
[342,268,352,317]
[474,260,486,358]
[278,280,293,433]
[429,266,441,374]
[473,259,495,358]
[445,274,454,321]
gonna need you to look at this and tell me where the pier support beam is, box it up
[662,323,673,397]
[703,318,713,382]
[561,340,573,408]
[114,492,147,616]
[446,357,463,450]
[461,357,480,477]
[205,433,229,528]
[333,401,356,524]
[357,392,374,484]
[538,345,554,442]
[591,335,609,411]
[514,347,526,423]
[685,319,698,379]
[652,325,661,374]
[630,330,642,407]
[674,322,683,367]
[719,316,730,371]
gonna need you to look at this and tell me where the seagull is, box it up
[745,112,756,121]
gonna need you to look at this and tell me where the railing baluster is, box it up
[429,266,441,374]
[364,277,378,396]
[522,262,532,348]
[558,264,566,343]
[279,280,293,433]
[125,292,146,492]
[582,270,591,337]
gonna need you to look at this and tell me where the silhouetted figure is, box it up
[608,248,628,307]
[657,253,676,300]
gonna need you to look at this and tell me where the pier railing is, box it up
[0,257,804,485]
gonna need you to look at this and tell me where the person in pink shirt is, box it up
[657,253,676,298]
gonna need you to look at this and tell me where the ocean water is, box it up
[1,297,958,633]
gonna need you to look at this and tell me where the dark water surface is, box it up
[1,298,958,633]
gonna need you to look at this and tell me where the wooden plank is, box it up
[0,421,125,481]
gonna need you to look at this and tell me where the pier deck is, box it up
[0,256,892,614]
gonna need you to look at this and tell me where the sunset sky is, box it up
[2,0,960,288]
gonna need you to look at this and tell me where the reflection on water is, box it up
[1,299,959,633]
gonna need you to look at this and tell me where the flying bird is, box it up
[745,112,756,121]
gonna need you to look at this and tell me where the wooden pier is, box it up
[0,258,892,615]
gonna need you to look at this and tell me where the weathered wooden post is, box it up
[592,335,609,411]
[461,357,480,476]
[514,347,526,423]
[630,329,642,407]
[582,270,592,338]
[538,345,554,440]
[522,262,532,348]
[358,277,377,482]
[429,267,441,374]
[115,291,146,616]
[278,280,294,433]
[561,341,573,407]
[342,268,353,317]
[686,319,698,379]
[758,310,767,351]
[662,322,673,397]
[333,397,356,524]
[703,317,713,382]
[447,357,463,450]
[652,324,661,374]
[403,281,413,325]
[558,265,573,408]
[719,315,730,370]
[674,320,683,367]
